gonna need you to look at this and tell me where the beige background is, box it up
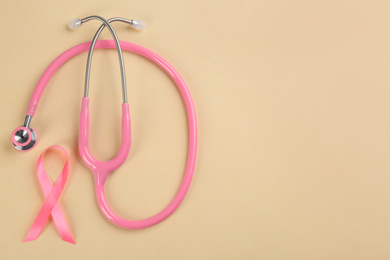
[1,0,390,259]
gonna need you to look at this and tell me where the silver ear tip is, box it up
[68,18,82,30]
[130,19,146,30]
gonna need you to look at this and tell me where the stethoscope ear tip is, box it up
[68,18,82,30]
[11,126,38,151]
[129,19,146,30]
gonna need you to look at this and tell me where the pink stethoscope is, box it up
[11,16,197,229]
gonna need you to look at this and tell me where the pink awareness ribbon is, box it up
[24,146,75,244]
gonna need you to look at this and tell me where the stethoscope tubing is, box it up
[27,40,197,229]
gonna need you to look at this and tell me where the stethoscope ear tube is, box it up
[80,16,129,103]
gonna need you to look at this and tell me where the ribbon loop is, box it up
[24,145,75,244]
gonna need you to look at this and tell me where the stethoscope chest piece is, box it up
[11,116,37,151]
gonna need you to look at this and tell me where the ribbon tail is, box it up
[51,203,75,244]
[23,226,42,242]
